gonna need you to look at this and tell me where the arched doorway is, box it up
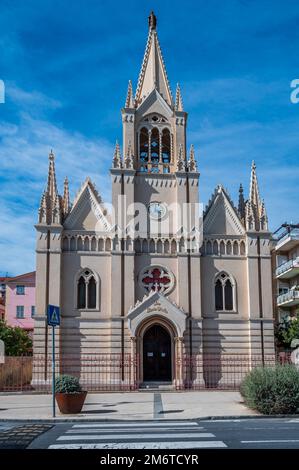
[143,324,172,381]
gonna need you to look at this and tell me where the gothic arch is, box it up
[77,236,83,251]
[240,240,246,255]
[75,268,100,311]
[233,240,239,255]
[91,237,97,251]
[105,238,112,251]
[171,239,177,254]
[98,238,104,251]
[70,236,76,251]
[214,271,236,312]
[226,240,232,255]
[62,236,69,251]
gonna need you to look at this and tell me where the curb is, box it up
[0,414,298,423]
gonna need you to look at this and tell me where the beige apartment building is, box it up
[273,224,299,323]
[33,12,275,388]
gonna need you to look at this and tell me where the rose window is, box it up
[140,266,173,294]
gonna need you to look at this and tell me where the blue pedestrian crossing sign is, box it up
[47,305,60,326]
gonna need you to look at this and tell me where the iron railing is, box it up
[276,257,299,277]
[0,353,292,392]
[277,289,299,306]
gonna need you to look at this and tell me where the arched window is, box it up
[214,272,235,311]
[140,127,149,163]
[224,279,233,310]
[215,279,223,310]
[88,276,96,309]
[150,128,160,163]
[77,269,98,310]
[77,276,86,309]
[162,129,171,164]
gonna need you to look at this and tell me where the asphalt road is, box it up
[0,418,298,449]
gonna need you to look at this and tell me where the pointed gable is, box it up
[127,291,187,337]
[135,14,173,107]
[204,186,245,236]
[64,178,111,232]
[137,88,173,118]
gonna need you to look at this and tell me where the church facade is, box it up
[33,13,275,388]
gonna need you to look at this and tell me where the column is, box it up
[130,336,137,389]
[174,336,184,389]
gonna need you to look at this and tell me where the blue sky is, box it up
[0,0,299,275]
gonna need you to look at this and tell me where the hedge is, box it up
[240,364,299,414]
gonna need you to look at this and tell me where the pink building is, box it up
[5,272,36,332]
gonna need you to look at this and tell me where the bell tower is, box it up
[110,11,201,336]
[119,11,195,176]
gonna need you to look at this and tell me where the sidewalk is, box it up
[0,391,258,421]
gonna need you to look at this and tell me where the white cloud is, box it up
[0,89,114,275]
[8,84,62,110]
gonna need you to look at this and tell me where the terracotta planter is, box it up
[55,391,87,414]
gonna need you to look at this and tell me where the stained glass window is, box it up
[141,266,172,294]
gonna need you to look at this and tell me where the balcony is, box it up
[275,228,299,252]
[276,257,299,279]
[277,289,299,307]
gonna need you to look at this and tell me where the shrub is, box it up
[0,320,32,356]
[55,375,82,394]
[240,365,299,414]
[275,314,299,348]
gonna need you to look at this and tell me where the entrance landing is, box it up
[139,382,174,391]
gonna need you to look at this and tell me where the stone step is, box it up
[139,382,175,391]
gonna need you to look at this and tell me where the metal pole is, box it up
[52,325,56,418]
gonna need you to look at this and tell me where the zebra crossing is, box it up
[48,421,227,449]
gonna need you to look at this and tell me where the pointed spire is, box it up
[245,200,255,231]
[47,149,58,202]
[238,183,246,224]
[125,80,134,108]
[176,144,186,172]
[245,161,268,231]
[124,141,134,169]
[38,191,48,224]
[260,199,268,231]
[135,12,173,106]
[112,140,122,169]
[188,144,197,172]
[52,194,62,225]
[148,11,157,30]
[175,83,184,111]
[249,160,261,209]
[63,177,70,216]
[38,149,63,225]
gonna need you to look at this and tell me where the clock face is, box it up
[148,202,167,220]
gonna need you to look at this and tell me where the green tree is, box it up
[275,314,299,348]
[0,320,32,356]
